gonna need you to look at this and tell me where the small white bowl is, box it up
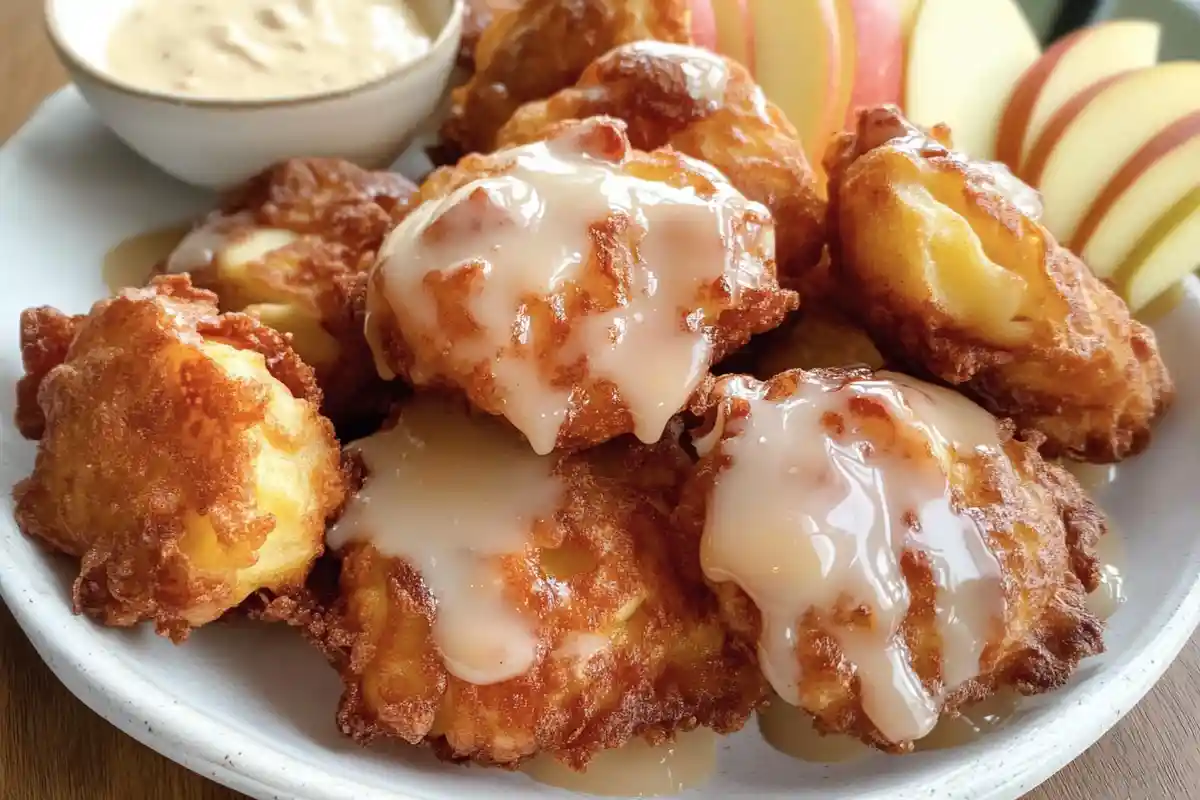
[45,0,463,189]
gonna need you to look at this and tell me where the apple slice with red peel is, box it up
[1021,62,1200,244]
[1117,186,1200,313]
[899,0,922,42]
[834,0,904,128]
[996,20,1160,172]
[690,0,720,51]
[905,0,1040,160]
[709,0,753,68]
[747,0,841,163]
[1075,112,1200,278]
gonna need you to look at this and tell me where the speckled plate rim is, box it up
[1,87,1199,800]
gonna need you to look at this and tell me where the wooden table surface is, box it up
[1,1,1198,799]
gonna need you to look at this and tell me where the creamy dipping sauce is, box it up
[103,224,191,293]
[523,729,717,797]
[106,0,433,100]
[328,399,563,685]
[757,698,870,764]
[371,120,772,454]
[697,372,1007,744]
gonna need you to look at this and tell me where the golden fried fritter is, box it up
[14,306,81,440]
[442,0,692,156]
[310,398,762,768]
[460,0,525,69]
[753,308,885,379]
[367,117,797,454]
[674,368,1106,751]
[497,41,827,290]
[824,106,1173,462]
[168,158,417,436]
[12,275,347,640]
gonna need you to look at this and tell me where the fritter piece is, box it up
[316,398,763,768]
[442,0,692,156]
[497,41,827,291]
[166,158,417,437]
[14,306,82,440]
[367,117,797,454]
[825,106,1173,462]
[753,308,885,379]
[460,0,525,69]
[12,275,347,640]
[675,369,1106,751]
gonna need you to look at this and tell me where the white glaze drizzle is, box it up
[371,121,772,454]
[697,373,1006,743]
[328,399,563,685]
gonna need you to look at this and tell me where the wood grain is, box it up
[0,1,1196,798]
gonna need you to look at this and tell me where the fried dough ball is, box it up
[442,0,692,155]
[459,0,525,69]
[367,117,797,454]
[674,368,1106,751]
[312,398,762,768]
[12,276,347,640]
[497,41,827,290]
[166,158,417,436]
[824,106,1173,462]
[753,309,885,379]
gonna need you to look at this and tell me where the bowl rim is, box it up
[43,0,465,110]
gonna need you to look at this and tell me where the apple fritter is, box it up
[441,0,692,156]
[12,275,347,640]
[306,398,762,768]
[459,0,525,69]
[496,41,827,291]
[674,368,1106,752]
[753,308,885,379]
[825,106,1173,462]
[367,117,797,454]
[166,158,417,437]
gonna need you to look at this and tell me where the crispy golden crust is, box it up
[497,41,827,291]
[304,416,762,768]
[674,369,1105,751]
[15,306,82,440]
[824,107,1174,462]
[182,158,416,436]
[369,117,798,452]
[442,0,692,156]
[12,275,347,640]
[752,308,885,379]
[460,0,526,68]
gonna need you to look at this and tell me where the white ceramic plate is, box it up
[2,88,1199,800]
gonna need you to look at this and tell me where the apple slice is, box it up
[690,0,720,51]
[995,20,1160,172]
[709,0,753,67]
[1021,62,1200,244]
[834,0,904,127]
[1075,112,1200,277]
[1117,185,1200,313]
[905,0,1040,161]
[899,0,923,42]
[748,0,841,163]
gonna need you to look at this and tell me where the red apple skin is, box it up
[995,29,1083,171]
[1019,72,1129,185]
[1071,110,1200,253]
[691,0,720,51]
[841,0,904,127]
[707,0,754,70]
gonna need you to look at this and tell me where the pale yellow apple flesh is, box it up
[905,0,1039,161]
[995,20,1160,172]
[1117,185,1200,313]
[749,0,841,163]
[899,0,923,42]
[1023,62,1200,244]
[1076,113,1200,278]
